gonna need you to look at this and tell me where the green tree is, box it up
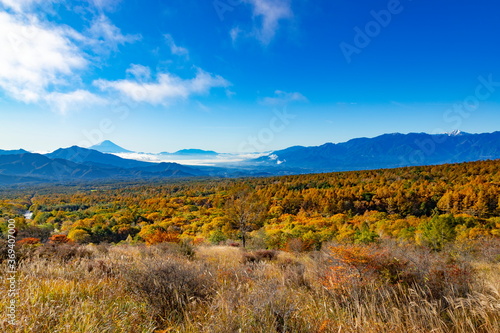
[354,223,379,244]
[208,230,227,244]
[419,214,457,250]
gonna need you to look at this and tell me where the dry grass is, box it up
[1,240,499,332]
[0,257,156,332]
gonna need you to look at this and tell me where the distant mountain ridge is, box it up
[1,131,500,185]
[0,147,208,185]
[168,149,218,155]
[254,131,500,172]
[0,149,29,155]
[47,146,152,169]
[0,147,261,185]
[90,141,219,157]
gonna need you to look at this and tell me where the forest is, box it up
[1,159,499,250]
[1,159,499,332]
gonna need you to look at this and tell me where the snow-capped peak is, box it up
[447,130,463,136]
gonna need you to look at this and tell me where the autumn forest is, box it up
[3,159,500,249]
[1,159,499,332]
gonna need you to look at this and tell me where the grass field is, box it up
[1,240,499,332]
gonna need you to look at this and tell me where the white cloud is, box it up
[0,3,142,113]
[0,0,49,13]
[126,64,151,81]
[45,90,106,115]
[164,34,188,57]
[114,151,267,166]
[0,2,225,114]
[95,66,230,105]
[89,0,122,12]
[87,15,140,52]
[235,0,293,45]
[0,12,87,103]
[230,26,242,44]
[262,90,307,105]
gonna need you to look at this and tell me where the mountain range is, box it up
[89,140,218,156]
[0,150,198,185]
[252,131,500,172]
[1,131,499,185]
[160,149,218,156]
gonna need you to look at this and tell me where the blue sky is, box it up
[0,0,499,153]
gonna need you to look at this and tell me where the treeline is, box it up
[1,159,500,250]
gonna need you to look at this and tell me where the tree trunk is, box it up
[241,230,246,248]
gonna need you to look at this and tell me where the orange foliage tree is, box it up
[48,234,72,244]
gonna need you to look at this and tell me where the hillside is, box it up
[254,131,500,172]
[0,150,202,184]
[4,158,499,248]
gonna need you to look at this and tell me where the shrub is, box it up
[208,230,227,244]
[15,237,42,261]
[321,244,379,292]
[278,258,307,288]
[0,238,8,262]
[144,229,180,245]
[48,234,71,244]
[321,242,475,300]
[17,237,41,245]
[138,225,181,245]
[146,241,196,260]
[35,243,93,262]
[193,237,206,245]
[67,229,91,244]
[284,238,314,252]
[121,259,214,324]
[178,240,196,259]
[86,259,115,278]
[242,249,277,263]
[419,214,457,250]
[16,225,52,242]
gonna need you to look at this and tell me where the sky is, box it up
[0,0,499,154]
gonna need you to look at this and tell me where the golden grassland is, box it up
[1,240,499,332]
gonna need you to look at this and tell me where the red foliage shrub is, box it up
[321,242,474,299]
[16,237,41,245]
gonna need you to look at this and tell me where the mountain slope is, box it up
[46,146,153,169]
[159,149,218,156]
[3,131,500,184]
[130,162,207,176]
[0,153,112,181]
[254,131,500,172]
[89,140,133,153]
[0,152,205,185]
[0,149,29,155]
[174,149,218,155]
